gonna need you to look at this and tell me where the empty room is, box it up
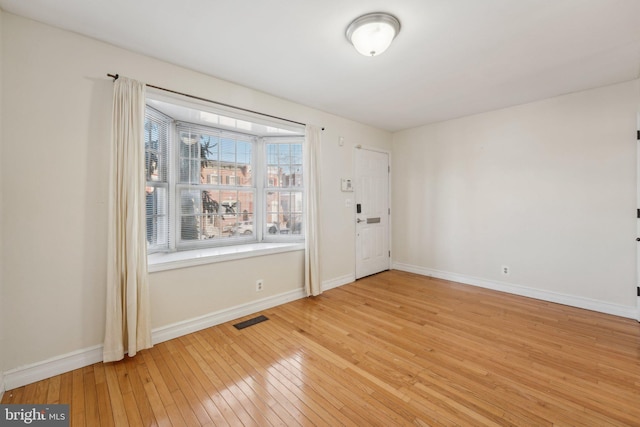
[0,0,639,425]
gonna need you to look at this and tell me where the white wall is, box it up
[0,12,391,374]
[7,7,636,386]
[393,80,639,313]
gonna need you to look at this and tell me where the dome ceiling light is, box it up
[346,12,401,57]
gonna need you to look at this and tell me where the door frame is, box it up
[354,144,392,278]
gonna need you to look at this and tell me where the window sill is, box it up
[147,242,305,273]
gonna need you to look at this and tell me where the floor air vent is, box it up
[233,315,269,330]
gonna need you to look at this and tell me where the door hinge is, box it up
[388,165,391,173]
[637,130,639,140]
[388,208,391,215]
[389,250,391,257]
[637,209,640,219]
[637,286,640,297]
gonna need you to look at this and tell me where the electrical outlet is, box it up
[501,266,510,276]
[256,279,264,292]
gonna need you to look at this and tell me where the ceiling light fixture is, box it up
[346,12,401,57]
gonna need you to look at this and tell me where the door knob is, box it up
[637,237,640,241]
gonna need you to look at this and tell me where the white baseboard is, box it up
[4,345,103,391]
[152,287,306,345]
[393,262,638,319]
[322,273,356,292]
[3,287,306,391]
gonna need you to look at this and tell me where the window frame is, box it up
[173,121,258,251]
[263,138,305,241]
[144,98,305,256]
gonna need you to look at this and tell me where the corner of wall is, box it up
[321,274,356,292]
[2,286,306,390]
[393,263,639,320]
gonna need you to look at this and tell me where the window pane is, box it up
[292,144,302,165]
[179,190,205,240]
[180,215,200,241]
[178,126,253,187]
[180,159,199,183]
[200,135,219,161]
[146,186,168,247]
[291,165,303,187]
[266,142,303,188]
[179,130,201,184]
[267,144,278,165]
[199,135,219,185]
[144,122,160,181]
[231,216,254,236]
[266,190,303,235]
[292,143,303,187]
[218,190,252,235]
[179,189,254,242]
[279,144,290,160]
[144,113,168,182]
[236,140,252,186]
[219,139,235,187]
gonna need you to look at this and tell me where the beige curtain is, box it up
[103,77,152,362]
[304,125,322,296]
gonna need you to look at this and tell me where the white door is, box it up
[355,148,390,279]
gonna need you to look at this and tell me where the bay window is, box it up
[144,96,305,256]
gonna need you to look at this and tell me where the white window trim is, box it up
[148,242,304,272]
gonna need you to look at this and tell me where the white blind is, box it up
[144,107,171,252]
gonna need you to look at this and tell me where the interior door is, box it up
[355,148,390,279]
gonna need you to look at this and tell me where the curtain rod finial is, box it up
[107,73,119,81]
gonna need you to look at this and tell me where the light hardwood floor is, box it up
[3,270,640,426]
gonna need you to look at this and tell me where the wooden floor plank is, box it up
[157,341,214,426]
[93,364,115,427]
[45,375,62,404]
[169,390,201,427]
[103,362,129,427]
[83,369,100,427]
[209,336,303,426]
[243,334,357,427]
[252,315,418,425]
[2,270,639,426]
[123,356,158,427]
[58,372,73,411]
[229,325,344,426]
[20,382,38,406]
[197,328,292,426]
[71,368,86,427]
[173,343,241,426]
[182,334,264,426]
[166,338,232,426]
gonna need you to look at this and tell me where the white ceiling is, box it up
[1,0,639,131]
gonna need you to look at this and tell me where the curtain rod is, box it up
[107,73,324,130]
